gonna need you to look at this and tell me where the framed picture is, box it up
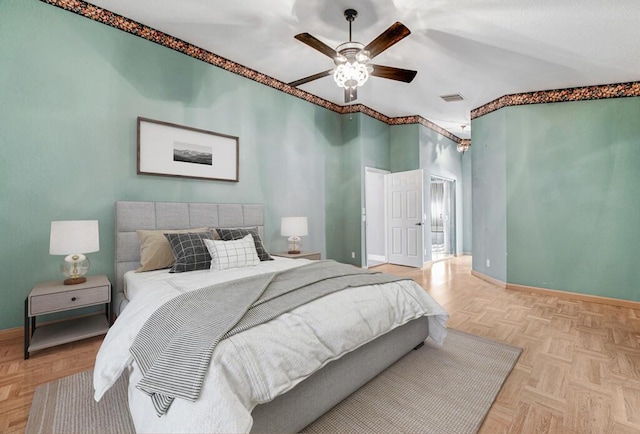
[137,117,239,182]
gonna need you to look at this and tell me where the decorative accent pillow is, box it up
[203,235,259,271]
[215,227,273,261]
[136,228,210,272]
[164,231,216,273]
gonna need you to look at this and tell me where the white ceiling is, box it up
[86,0,640,139]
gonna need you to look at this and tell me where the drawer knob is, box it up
[71,297,77,302]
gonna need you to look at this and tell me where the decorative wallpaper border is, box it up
[36,1,640,143]
[472,81,640,120]
[39,0,461,144]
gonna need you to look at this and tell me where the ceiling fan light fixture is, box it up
[334,61,370,89]
[356,50,370,63]
[333,61,369,89]
[333,42,372,90]
[457,139,471,154]
[457,125,471,153]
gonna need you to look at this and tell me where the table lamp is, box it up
[50,220,100,285]
[281,217,308,254]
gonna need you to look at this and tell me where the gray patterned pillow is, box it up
[165,231,216,273]
[215,227,273,261]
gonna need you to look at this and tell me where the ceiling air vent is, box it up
[440,93,465,102]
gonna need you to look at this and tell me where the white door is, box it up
[387,169,424,267]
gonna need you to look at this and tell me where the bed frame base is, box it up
[250,316,430,433]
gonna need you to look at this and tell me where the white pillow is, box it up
[204,234,259,270]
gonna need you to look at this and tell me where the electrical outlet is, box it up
[351,252,356,259]
[486,259,491,267]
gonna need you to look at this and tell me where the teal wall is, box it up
[328,113,391,266]
[361,114,391,170]
[462,149,472,254]
[390,124,420,172]
[335,114,362,265]
[472,97,640,301]
[471,110,508,282]
[0,1,460,329]
[0,0,331,329]
[359,114,391,267]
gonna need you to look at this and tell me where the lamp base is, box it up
[287,235,302,255]
[64,276,87,285]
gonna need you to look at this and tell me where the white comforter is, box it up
[93,258,448,433]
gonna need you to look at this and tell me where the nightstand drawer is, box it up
[30,284,110,315]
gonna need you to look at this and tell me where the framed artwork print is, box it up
[137,117,239,182]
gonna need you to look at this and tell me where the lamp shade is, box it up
[50,220,100,255]
[281,217,308,237]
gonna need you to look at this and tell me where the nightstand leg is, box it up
[24,298,29,360]
[106,302,112,325]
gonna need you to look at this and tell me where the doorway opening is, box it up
[430,176,456,262]
[364,168,424,269]
[364,167,390,268]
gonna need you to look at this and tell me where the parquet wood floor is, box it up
[1,256,638,433]
[0,330,101,433]
[375,257,640,434]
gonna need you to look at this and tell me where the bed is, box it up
[94,201,448,433]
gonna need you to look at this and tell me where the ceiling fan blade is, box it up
[288,69,334,87]
[364,22,411,59]
[344,87,357,103]
[370,64,417,83]
[294,33,337,59]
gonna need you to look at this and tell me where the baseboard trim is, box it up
[506,282,640,310]
[471,270,640,309]
[0,326,23,341]
[471,270,506,288]
[367,254,386,262]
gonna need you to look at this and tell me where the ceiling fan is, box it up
[289,9,417,103]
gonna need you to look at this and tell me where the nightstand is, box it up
[24,275,111,359]
[272,251,321,260]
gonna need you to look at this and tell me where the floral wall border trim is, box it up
[472,81,640,120]
[40,0,462,144]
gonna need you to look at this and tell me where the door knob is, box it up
[415,222,423,226]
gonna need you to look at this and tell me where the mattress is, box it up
[95,257,448,433]
[123,256,310,300]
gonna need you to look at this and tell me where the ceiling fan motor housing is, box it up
[335,42,369,63]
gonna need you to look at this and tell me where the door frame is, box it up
[429,174,457,262]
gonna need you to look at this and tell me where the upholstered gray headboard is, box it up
[114,201,265,314]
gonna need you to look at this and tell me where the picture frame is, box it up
[137,117,239,182]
